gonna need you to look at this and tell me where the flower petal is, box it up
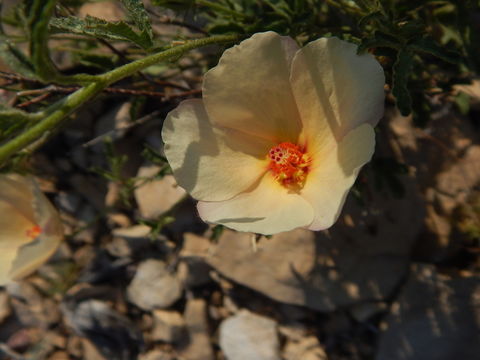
[9,180,64,282]
[203,31,302,143]
[0,201,35,247]
[0,174,36,222]
[290,37,385,143]
[0,175,64,285]
[162,99,272,202]
[0,248,19,285]
[0,194,36,286]
[197,174,314,235]
[301,124,375,231]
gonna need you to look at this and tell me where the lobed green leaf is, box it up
[357,31,400,54]
[0,37,36,79]
[120,0,153,48]
[150,0,196,11]
[358,10,384,28]
[392,48,414,116]
[409,36,462,64]
[50,15,153,49]
[0,105,35,137]
[27,0,59,81]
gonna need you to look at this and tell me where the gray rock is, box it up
[139,350,175,360]
[56,191,82,214]
[127,260,182,311]
[284,336,328,360]
[180,233,212,258]
[376,264,480,360]
[107,225,152,258]
[178,233,213,287]
[94,102,131,143]
[206,162,423,312]
[134,167,186,219]
[349,302,388,322]
[62,299,142,360]
[6,282,60,328]
[278,323,308,342]
[72,203,98,244]
[0,290,11,324]
[179,298,214,360]
[436,146,480,197]
[219,310,280,360]
[151,310,186,343]
[70,175,106,212]
[207,225,410,312]
[177,260,212,288]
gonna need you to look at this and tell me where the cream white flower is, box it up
[162,32,385,235]
[0,174,63,285]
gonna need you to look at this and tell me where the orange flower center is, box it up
[26,225,42,239]
[268,142,311,190]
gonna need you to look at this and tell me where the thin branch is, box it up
[17,92,51,108]
[0,71,193,93]
[12,84,201,103]
[0,34,242,166]
[82,110,162,147]
[0,71,36,82]
[150,79,192,91]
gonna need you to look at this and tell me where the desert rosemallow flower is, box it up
[0,174,64,285]
[162,32,385,235]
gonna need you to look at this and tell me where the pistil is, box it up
[267,142,311,190]
[26,225,42,239]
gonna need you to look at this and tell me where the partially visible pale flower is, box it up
[0,174,63,285]
[162,32,385,235]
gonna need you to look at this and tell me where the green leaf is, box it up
[0,37,36,78]
[151,0,196,11]
[76,52,118,71]
[120,0,153,48]
[50,15,153,49]
[455,92,470,115]
[208,22,246,34]
[392,48,414,116]
[409,36,462,64]
[358,10,384,28]
[0,104,30,116]
[210,224,224,242]
[0,105,32,137]
[27,0,59,81]
[357,31,400,54]
[397,20,425,36]
[352,0,382,12]
[263,0,292,21]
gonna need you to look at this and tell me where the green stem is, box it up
[0,82,103,165]
[197,0,248,19]
[325,0,363,16]
[100,34,240,85]
[0,34,241,166]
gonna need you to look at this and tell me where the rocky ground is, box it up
[0,90,479,360]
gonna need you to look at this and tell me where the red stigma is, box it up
[267,142,311,190]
